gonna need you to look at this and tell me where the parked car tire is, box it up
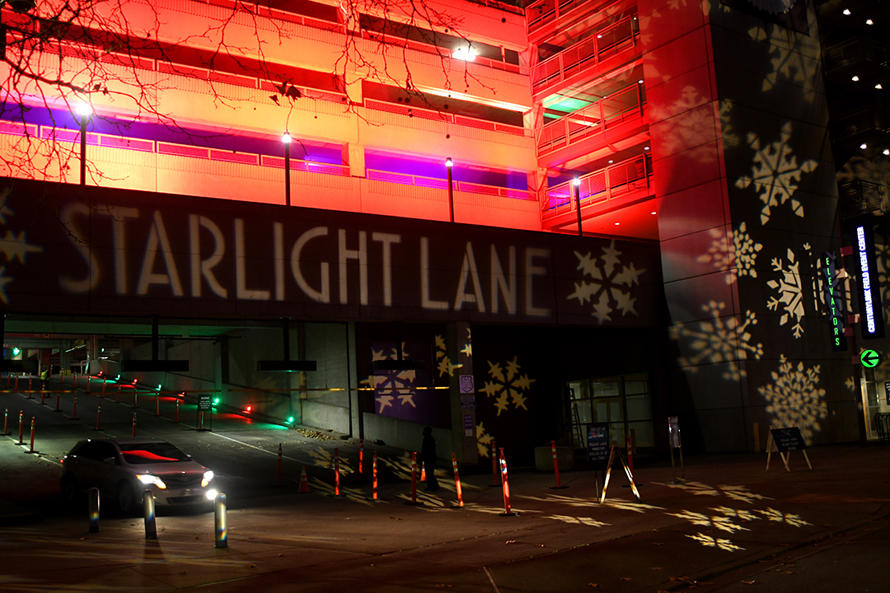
[60,475,81,507]
[116,482,138,515]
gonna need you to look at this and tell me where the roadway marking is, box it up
[207,432,315,465]
[484,566,502,593]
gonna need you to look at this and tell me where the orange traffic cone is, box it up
[421,464,427,482]
[299,466,310,493]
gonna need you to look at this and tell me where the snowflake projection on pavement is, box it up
[696,222,763,284]
[757,355,827,443]
[767,248,806,338]
[361,344,418,413]
[735,122,818,225]
[755,508,811,528]
[478,356,535,416]
[309,447,355,475]
[668,301,764,380]
[546,515,608,527]
[657,482,773,503]
[0,201,44,304]
[749,25,818,103]
[568,241,646,324]
[687,532,744,552]
[666,510,750,534]
[476,422,494,458]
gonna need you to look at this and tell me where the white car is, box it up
[60,438,217,515]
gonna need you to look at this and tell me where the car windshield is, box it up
[119,442,190,464]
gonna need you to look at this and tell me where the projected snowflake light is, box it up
[568,241,646,324]
[697,222,762,284]
[668,301,764,380]
[0,196,44,304]
[766,248,806,338]
[757,355,827,442]
[478,356,535,416]
[735,122,818,225]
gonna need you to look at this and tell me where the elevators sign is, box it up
[459,375,475,394]
[198,394,212,412]
[587,423,610,463]
[770,427,806,452]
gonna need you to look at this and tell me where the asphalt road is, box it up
[3,380,890,592]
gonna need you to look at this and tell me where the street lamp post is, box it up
[573,177,582,236]
[282,132,292,206]
[446,157,454,223]
[76,103,93,186]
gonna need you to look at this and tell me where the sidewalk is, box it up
[2,440,890,592]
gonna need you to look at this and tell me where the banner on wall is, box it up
[0,179,662,327]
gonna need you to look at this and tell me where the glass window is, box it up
[565,373,652,450]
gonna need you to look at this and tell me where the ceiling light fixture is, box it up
[843,8,851,15]
[852,75,860,81]
[866,18,874,25]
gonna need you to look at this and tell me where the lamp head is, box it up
[281,132,292,144]
[445,157,453,167]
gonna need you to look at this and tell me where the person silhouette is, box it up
[421,426,440,491]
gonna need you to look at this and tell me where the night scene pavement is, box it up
[2,379,890,592]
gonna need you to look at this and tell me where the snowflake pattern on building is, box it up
[668,301,764,381]
[434,334,461,378]
[478,356,535,416]
[735,122,818,225]
[767,248,806,338]
[757,355,827,443]
[720,99,740,149]
[749,25,817,103]
[697,222,762,284]
[568,241,646,324]
[361,344,419,413]
[0,196,44,304]
[476,422,494,458]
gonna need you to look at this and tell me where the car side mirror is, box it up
[104,457,116,465]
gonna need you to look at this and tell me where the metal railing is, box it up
[531,15,638,95]
[536,84,644,155]
[823,37,890,74]
[541,153,651,214]
[367,169,533,201]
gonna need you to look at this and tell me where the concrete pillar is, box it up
[448,321,477,464]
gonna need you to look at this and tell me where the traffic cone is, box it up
[299,466,310,493]
[421,463,427,482]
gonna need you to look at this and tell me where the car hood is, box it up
[128,460,207,476]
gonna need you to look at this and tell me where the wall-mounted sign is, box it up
[821,252,847,352]
[459,375,475,394]
[884,382,890,405]
[851,219,885,340]
[861,349,882,368]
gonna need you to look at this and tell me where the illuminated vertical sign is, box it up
[851,219,885,340]
[821,252,847,352]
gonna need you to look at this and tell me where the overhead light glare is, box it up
[614,222,620,226]
[860,143,868,149]
[852,75,860,81]
[281,132,292,143]
[651,211,656,215]
[842,8,851,15]
[452,47,477,61]
[884,149,890,156]
[876,84,883,90]
[75,103,93,117]
[866,18,874,25]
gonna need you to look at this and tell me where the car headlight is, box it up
[201,471,215,488]
[137,474,167,489]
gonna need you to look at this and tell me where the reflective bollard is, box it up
[214,493,227,549]
[88,487,100,533]
[143,490,157,540]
